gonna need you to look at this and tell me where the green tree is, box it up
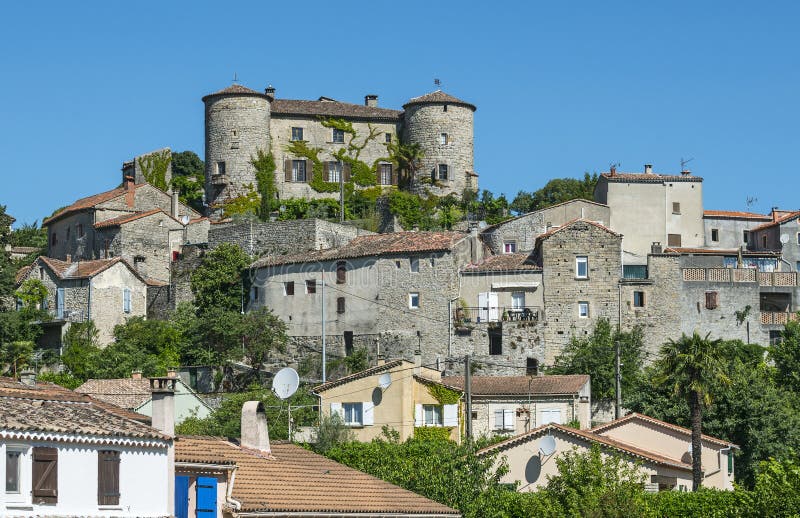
[548,319,645,401]
[251,149,277,220]
[95,317,181,378]
[0,205,15,300]
[654,332,731,490]
[9,220,47,251]
[170,151,205,212]
[1,340,34,377]
[510,173,598,214]
[239,306,287,370]
[190,243,251,313]
[313,413,355,454]
[770,317,800,393]
[0,309,44,347]
[14,279,47,309]
[60,321,101,380]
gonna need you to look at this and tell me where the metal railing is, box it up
[455,306,542,324]
[683,268,797,286]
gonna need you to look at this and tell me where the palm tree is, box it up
[654,332,730,490]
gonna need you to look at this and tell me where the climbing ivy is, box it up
[427,384,462,405]
[413,426,453,441]
[137,149,172,190]
[251,149,277,220]
[220,184,260,219]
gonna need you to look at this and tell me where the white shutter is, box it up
[443,404,458,427]
[330,402,343,419]
[478,292,488,322]
[494,409,504,430]
[414,404,423,427]
[488,292,499,321]
[504,409,515,431]
[362,401,374,426]
[541,408,562,425]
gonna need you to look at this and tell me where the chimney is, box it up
[131,369,143,379]
[65,254,72,263]
[772,207,780,222]
[681,169,692,176]
[124,175,135,190]
[167,367,177,379]
[264,85,275,99]
[651,242,663,254]
[171,188,180,219]
[241,401,271,453]
[413,349,422,375]
[124,176,135,207]
[150,377,177,436]
[644,164,653,175]
[365,94,378,107]
[19,370,36,386]
[376,354,385,366]
[609,165,616,177]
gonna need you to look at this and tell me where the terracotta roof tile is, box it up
[202,84,270,101]
[403,90,476,111]
[252,231,467,268]
[175,437,460,515]
[75,378,152,409]
[93,208,177,229]
[313,360,404,393]
[15,265,32,285]
[600,171,702,183]
[477,423,692,471]
[591,413,738,448]
[38,256,147,282]
[661,247,779,256]
[462,253,541,273]
[750,211,800,232]
[442,375,589,396]
[703,210,771,220]
[272,98,402,121]
[43,184,143,225]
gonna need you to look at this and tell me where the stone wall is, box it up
[169,243,207,309]
[703,216,763,249]
[89,263,148,344]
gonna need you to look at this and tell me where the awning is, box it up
[491,281,540,290]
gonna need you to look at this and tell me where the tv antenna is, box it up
[434,78,441,88]
[746,196,758,209]
[232,72,239,84]
[680,157,694,170]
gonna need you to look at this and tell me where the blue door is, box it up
[174,476,189,518]
[196,476,217,518]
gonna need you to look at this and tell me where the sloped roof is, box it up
[15,264,32,285]
[535,218,621,243]
[403,90,476,111]
[202,84,271,102]
[75,378,152,409]
[481,198,609,233]
[252,231,467,268]
[38,256,147,283]
[313,360,404,393]
[750,211,800,232]
[271,98,402,121]
[0,377,166,441]
[591,412,738,448]
[43,184,143,225]
[442,375,589,396]
[599,171,702,183]
[703,210,771,220]
[477,423,692,471]
[93,208,181,229]
[175,436,460,515]
[462,253,542,273]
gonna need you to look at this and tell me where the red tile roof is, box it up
[202,84,271,102]
[75,378,152,410]
[477,423,692,471]
[591,412,738,448]
[600,171,702,183]
[252,231,468,268]
[442,375,589,396]
[93,208,178,229]
[15,265,32,285]
[272,98,402,121]
[312,360,405,393]
[750,211,800,232]
[462,253,542,273]
[403,90,476,111]
[535,218,621,243]
[175,436,460,515]
[43,184,143,225]
[38,256,145,281]
[703,210,771,220]
[661,247,779,256]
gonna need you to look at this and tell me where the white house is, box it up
[0,375,173,517]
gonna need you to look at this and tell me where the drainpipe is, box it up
[226,465,242,511]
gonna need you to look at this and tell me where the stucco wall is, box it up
[471,395,590,439]
[703,217,763,249]
[90,263,148,344]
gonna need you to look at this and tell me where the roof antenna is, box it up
[434,78,441,89]
[680,157,694,171]
[232,72,239,84]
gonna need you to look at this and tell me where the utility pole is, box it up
[321,279,326,382]
[464,354,472,440]
[615,340,622,420]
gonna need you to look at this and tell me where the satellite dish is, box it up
[272,367,299,400]
[539,435,556,456]
[378,373,392,390]
[780,234,790,244]
[181,215,190,225]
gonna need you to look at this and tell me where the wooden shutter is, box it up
[305,160,313,182]
[175,475,190,518]
[285,281,294,295]
[336,261,346,284]
[284,159,292,182]
[97,450,120,505]
[337,296,345,314]
[330,402,344,418]
[343,163,352,182]
[391,164,398,186]
[323,161,330,182]
[705,291,719,310]
[196,476,218,518]
[32,447,58,503]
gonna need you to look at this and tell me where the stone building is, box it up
[749,209,800,271]
[202,84,477,212]
[594,165,704,263]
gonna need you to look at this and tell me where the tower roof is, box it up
[403,90,476,111]
[202,84,271,102]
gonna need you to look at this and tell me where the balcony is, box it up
[455,306,542,324]
[211,174,228,186]
[682,268,797,286]
[761,312,799,325]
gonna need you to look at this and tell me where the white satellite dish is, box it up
[780,234,790,244]
[378,373,392,390]
[272,367,300,400]
[181,215,190,225]
[539,435,556,456]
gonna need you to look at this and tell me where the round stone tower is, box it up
[402,91,476,197]
[202,84,272,214]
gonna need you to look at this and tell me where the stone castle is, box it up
[202,84,478,211]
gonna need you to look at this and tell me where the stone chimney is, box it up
[65,254,72,263]
[365,94,378,107]
[167,367,177,379]
[651,242,663,254]
[131,369,143,379]
[681,169,692,176]
[376,354,385,366]
[150,377,177,436]
[413,350,422,375]
[19,370,36,386]
[171,188,180,219]
[241,401,271,453]
[264,85,275,99]
[609,164,616,177]
[644,164,653,175]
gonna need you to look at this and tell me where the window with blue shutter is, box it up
[174,476,189,518]
[56,288,64,319]
[196,476,217,518]
[123,287,131,314]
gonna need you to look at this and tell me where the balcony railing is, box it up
[761,312,799,325]
[683,268,797,286]
[455,306,542,324]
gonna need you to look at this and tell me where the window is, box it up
[336,261,346,284]
[762,235,768,248]
[56,288,64,319]
[51,232,57,246]
[6,449,21,493]
[705,291,719,310]
[672,202,681,214]
[77,224,84,238]
[410,257,420,273]
[668,234,682,247]
[292,160,307,182]
[512,291,525,309]
[306,280,317,294]
[332,128,345,143]
[39,267,45,280]
[423,404,443,426]
[526,358,539,376]
[494,409,514,431]
[504,241,516,254]
[578,301,590,318]
[796,261,800,272]
[97,450,120,506]
[250,286,260,303]
[343,403,363,425]
[385,133,392,143]
[379,163,393,185]
[328,161,341,183]
[291,127,303,141]
[797,233,800,245]
[633,291,645,308]
[443,104,448,112]
[711,229,719,242]
[284,281,295,296]
[337,297,345,314]
[32,446,58,504]
[216,161,226,175]
[489,328,502,355]
[575,256,588,278]
[123,287,131,313]
[437,164,449,180]
[409,292,420,309]
[743,230,750,245]
[440,133,448,145]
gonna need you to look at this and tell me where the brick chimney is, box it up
[414,350,422,375]
[681,169,692,176]
[365,94,378,107]
[609,165,616,177]
[124,176,135,207]
[241,401,271,453]
[131,369,143,379]
[65,254,72,263]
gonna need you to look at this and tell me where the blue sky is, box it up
[1,1,798,226]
